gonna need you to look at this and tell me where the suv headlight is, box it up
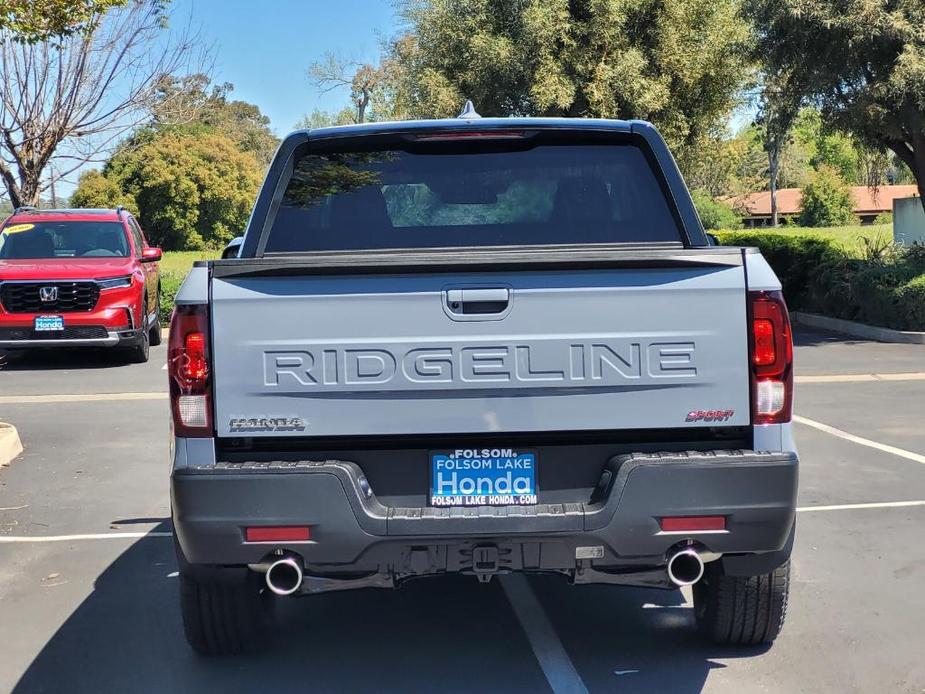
[97,275,133,290]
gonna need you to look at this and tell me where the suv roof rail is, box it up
[13,205,37,214]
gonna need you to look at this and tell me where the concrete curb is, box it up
[0,422,23,467]
[792,312,925,345]
[161,328,169,340]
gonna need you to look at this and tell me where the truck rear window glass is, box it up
[264,140,682,253]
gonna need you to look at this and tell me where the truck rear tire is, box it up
[693,559,790,646]
[178,568,273,655]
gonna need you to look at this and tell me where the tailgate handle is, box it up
[446,288,510,315]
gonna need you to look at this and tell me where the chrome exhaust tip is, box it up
[264,554,304,596]
[666,547,705,587]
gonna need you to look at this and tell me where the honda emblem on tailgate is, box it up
[229,416,306,433]
[39,286,58,302]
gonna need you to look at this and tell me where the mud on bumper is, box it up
[172,449,797,585]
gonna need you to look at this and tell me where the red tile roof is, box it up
[728,185,919,217]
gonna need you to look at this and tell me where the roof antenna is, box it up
[457,100,481,119]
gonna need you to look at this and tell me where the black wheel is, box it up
[179,567,274,656]
[126,323,150,363]
[149,290,162,347]
[693,559,790,646]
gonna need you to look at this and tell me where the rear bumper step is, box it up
[172,449,798,576]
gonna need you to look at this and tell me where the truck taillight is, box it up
[168,304,212,437]
[749,291,793,425]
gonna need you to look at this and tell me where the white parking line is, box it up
[500,574,589,694]
[796,372,925,384]
[0,392,167,404]
[793,414,925,465]
[2,500,925,544]
[0,531,172,543]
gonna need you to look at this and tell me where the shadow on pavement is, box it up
[13,527,768,694]
[793,327,866,347]
[528,575,768,693]
[0,347,134,371]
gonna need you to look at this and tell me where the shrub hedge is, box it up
[691,191,743,230]
[159,274,184,324]
[716,231,925,331]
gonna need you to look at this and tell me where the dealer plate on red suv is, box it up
[430,448,537,507]
[34,315,64,331]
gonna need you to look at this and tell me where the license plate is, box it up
[431,448,537,507]
[34,316,64,331]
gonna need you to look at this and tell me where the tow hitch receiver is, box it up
[472,545,501,583]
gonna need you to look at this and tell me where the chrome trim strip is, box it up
[0,278,108,284]
[0,331,121,347]
[0,276,131,288]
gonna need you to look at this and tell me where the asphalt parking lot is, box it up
[1,329,924,693]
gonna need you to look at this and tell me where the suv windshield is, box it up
[0,221,129,259]
[264,137,682,253]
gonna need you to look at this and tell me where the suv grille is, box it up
[0,282,100,313]
[0,325,110,341]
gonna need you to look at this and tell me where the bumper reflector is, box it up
[245,526,312,543]
[660,516,726,532]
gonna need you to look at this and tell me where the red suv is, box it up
[0,207,162,363]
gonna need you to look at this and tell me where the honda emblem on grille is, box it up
[39,286,58,302]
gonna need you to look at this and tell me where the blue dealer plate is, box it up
[34,315,64,331]
[431,449,537,507]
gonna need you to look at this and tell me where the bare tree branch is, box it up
[307,51,384,124]
[0,0,207,207]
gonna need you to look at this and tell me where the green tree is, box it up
[799,166,855,227]
[0,0,128,42]
[73,131,261,250]
[755,72,803,226]
[684,129,762,198]
[151,75,279,166]
[747,0,925,214]
[384,0,752,159]
[69,170,135,212]
[294,108,357,130]
[691,190,743,230]
[0,1,198,208]
[791,108,858,183]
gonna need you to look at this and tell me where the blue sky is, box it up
[42,0,398,198]
[172,0,399,135]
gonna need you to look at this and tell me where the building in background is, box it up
[728,185,919,227]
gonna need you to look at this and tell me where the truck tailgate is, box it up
[210,263,750,437]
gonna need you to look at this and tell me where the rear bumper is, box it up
[172,448,798,579]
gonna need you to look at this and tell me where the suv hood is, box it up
[0,258,134,281]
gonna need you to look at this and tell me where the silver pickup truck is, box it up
[169,114,797,655]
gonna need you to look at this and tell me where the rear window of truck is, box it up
[264,137,682,253]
